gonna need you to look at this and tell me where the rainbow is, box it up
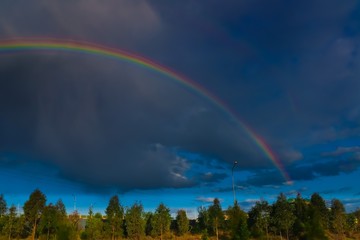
[0,38,292,183]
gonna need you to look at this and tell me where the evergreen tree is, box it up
[293,193,308,238]
[227,201,249,240]
[208,198,224,240]
[83,208,105,240]
[330,199,346,239]
[39,203,62,240]
[176,209,189,236]
[271,193,295,240]
[55,199,67,220]
[152,203,171,240]
[197,206,209,233]
[248,200,271,239]
[145,212,154,236]
[311,193,329,229]
[0,194,6,217]
[3,204,17,239]
[23,189,46,240]
[0,194,7,235]
[125,202,145,240]
[105,195,124,240]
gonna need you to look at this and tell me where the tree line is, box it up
[0,189,360,240]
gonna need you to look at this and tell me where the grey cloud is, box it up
[322,146,360,157]
[195,196,221,204]
[1,0,360,193]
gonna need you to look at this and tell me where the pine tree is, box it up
[311,193,329,229]
[152,203,171,240]
[125,202,145,240]
[105,195,124,240]
[23,189,46,240]
[3,205,17,239]
[227,201,249,240]
[176,209,189,236]
[197,206,209,233]
[330,199,346,239]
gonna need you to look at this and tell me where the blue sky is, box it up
[1,0,360,216]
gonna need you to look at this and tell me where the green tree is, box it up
[208,198,224,240]
[0,194,7,234]
[3,204,17,239]
[152,203,171,240]
[330,199,346,239]
[83,207,105,240]
[125,203,145,240]
[293,193,308,239]
[105,195,124,240]
[197,206,209,233]
[227,201,249,240]
[55,199,67,220]
[176,209,189,236]
[271,193,295,240]
[68,210,82,240]
[248,200,271,239]
[23,189,46,240]
[145,212,153,236]
[0,194,6,217]
[39,203,62,240]
[311,193,329,229]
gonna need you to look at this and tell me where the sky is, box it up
[1,0,360,217]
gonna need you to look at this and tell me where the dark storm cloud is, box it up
[242,153,360,186]
[1,0,360,192]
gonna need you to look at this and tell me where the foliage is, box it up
[1,189,360,240]
[270,193,295,240]
[330,199,346,237]
[311,193,329,229]
[0,194,6,217]
[248,200,271,239]
[151,203,171,240]
[105,195,124,240]
[125,202,145,240]
[176,209,189,236]
[207,198,224,240]
[82,207,105,240]
[197,206,209,233]
[226,201,249,240]
[23,189,47,240]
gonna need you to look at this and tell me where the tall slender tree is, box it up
[125,202,145,240]
[0,194,6,217]
[152,203,171,240]
[0,194,6,235]
[176,209,189,236]
[23,189,46,240]
[197,206,209,234]
[271,193,295,240]
[311,193,329,229]
[208,198,224,240]
[3,204,17,240]
[248,200,271,239]
[227,201,249,240]
[293,193,308,238]
[330,199,346,239]
[105,195,124,240]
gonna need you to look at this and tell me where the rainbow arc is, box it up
[0,38,292,183]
